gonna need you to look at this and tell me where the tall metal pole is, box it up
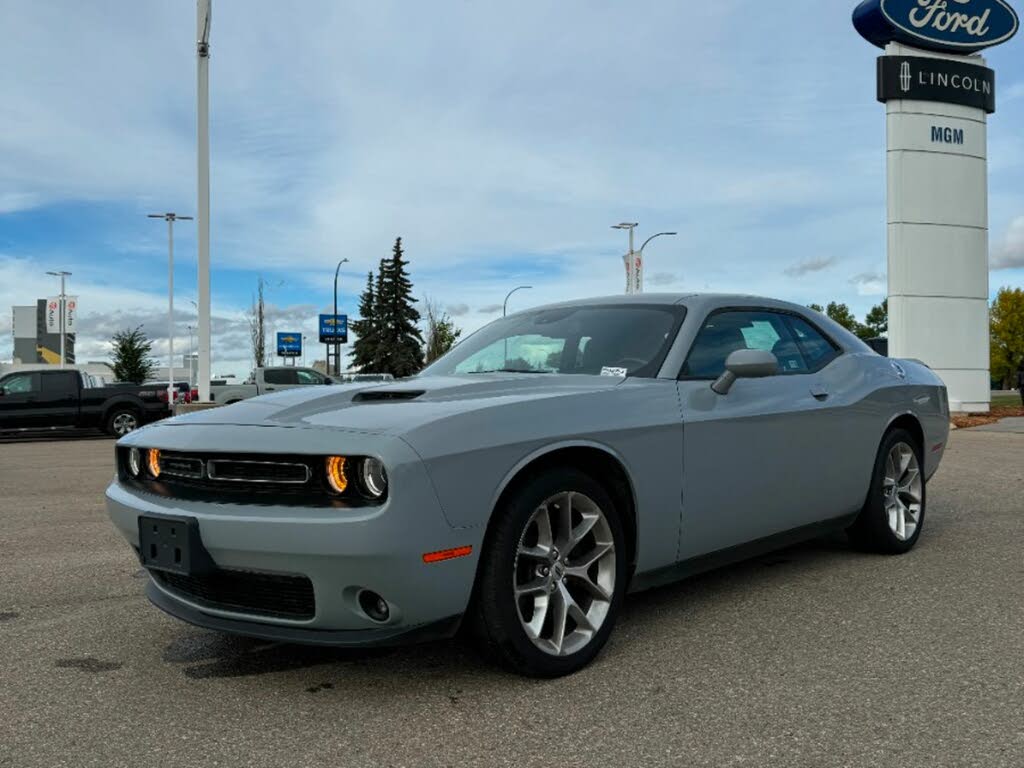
[59,273,66,369]
[612,223,639,294]
[502,285,532,366]
[333,258,348,376]
[196,0,212,402]
[635,231,678,294]
[149,213,192,406]
[168,217,175,404]
[46,270,72,369]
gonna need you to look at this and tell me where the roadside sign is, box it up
[64,296,78,332]
[319,314,348,344]
[276,332,302,358]
[44,296,78,332]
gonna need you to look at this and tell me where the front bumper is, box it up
[106,427,482,642]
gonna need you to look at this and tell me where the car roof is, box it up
[508,293,872,353]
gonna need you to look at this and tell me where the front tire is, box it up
[848,428,926,554]
[473,467,626,677]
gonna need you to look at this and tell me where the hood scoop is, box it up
[352,389,425,403]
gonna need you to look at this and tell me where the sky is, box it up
[1,0,1023,377]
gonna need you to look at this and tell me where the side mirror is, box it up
[711,349,778,395]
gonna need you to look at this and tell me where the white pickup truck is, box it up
[209,366,334,405]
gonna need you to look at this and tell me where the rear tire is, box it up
[105,407,140,437]
[848,428,926,554]
[472,467,626,677]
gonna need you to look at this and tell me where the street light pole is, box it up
[45,270,72,368]
[502,285,532,367]
[149,213,193,407]
[196,0,212,403]
[333,258,349,376]
[503,285,533,317]
[612,224,677,294]
[636,231,678,293]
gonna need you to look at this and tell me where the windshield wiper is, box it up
[467,369,553,374]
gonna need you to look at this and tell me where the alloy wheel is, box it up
[113,413,138,436]
[513,491,616,657]
[883,442,922,541]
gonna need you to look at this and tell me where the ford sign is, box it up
[853,0,1019,54]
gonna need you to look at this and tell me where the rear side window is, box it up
[263,369,295,385]
[785,315,840,370]
[41,372,78,394]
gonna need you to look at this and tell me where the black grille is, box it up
[207,459,310,484]
[153,568,315,620]
[161,456,204,479]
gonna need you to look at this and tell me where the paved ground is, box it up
[974,417,1024,434]
[2,431,1022,768]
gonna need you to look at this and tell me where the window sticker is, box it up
[601,367,628,378]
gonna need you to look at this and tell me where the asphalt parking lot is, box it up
[2,431,1022,768]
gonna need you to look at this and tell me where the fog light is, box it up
[358,590,390,622]
[146,449,161,478]
[128,448,142,477]
[325,456,348,494]
[358,458,388,499]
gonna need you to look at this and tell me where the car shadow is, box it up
[157,530,893,683]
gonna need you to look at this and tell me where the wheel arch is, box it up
[485,441,639,575]
[884,411,925,453]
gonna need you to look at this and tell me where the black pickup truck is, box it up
[0,369,169,436]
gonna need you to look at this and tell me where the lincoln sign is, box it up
[853,0,1019,53]
[877,55,996,112]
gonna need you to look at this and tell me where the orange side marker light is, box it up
[422,545,473,564]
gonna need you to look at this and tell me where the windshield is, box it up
[422,304,686,378]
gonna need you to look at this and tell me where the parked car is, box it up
[0,369,169,436]
[107,294,949,676]
[209,366,334,404]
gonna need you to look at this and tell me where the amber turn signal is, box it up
[146,449,161,478]
[325,456,348,494]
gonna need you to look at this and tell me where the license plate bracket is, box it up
[138,515,214,575]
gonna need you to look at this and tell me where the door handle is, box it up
[810,384,829,401]
[265,387,276,391]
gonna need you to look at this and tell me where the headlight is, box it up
[325,456,348,494]
[359,458,388,499]
[128,448,142,477]
[147,449,162,478]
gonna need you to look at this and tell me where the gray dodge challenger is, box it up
[107,294,949,676]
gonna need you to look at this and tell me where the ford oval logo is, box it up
[853,0,1019,53]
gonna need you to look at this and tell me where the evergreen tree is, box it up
[110,326,156,383]
[864,299,888,338]
[350,271,378,371]
[374,237,424,377]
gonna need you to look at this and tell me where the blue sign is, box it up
[276,332,302,358]
[854,0,1019,54]
[318,314,348,344]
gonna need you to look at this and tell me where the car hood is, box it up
[161,374,627,435]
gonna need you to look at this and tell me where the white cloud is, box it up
[991,216,1024,270]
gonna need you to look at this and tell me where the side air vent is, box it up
[352,390,425,402]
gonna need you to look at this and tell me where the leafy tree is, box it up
[374,237,424,377]
[110,326,156,384]
[808,303,825,314]
[864,299,888,338]
[350,271,378,371]
[247,277,267,368]
[990,287,1024,388]
[424,298,462,364]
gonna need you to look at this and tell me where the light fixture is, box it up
[325,456,348,494]
[147,449,162,478]
[359,458,388,499]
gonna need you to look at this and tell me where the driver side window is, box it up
[682,311,807,379]
[1,373,38,394]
